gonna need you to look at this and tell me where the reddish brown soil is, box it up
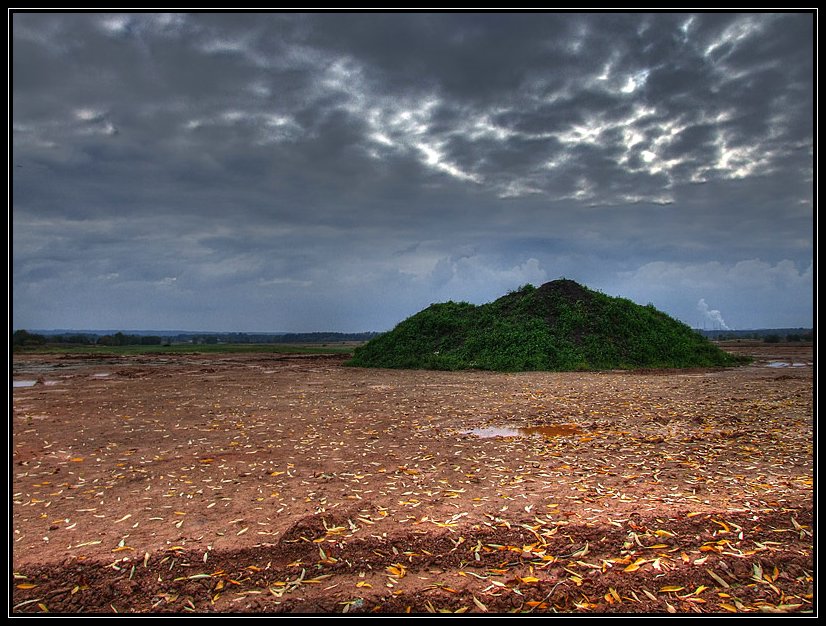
[11,343,813,614]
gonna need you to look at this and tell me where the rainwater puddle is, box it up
[91,372,112,378]
[13,380,37,388]
[766,361,809,368]
[464,424,582,439]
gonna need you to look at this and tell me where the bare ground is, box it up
[11,343,813,614]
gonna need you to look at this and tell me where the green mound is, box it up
[347,279,749,371]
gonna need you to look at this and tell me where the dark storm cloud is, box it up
[12,12,813,331]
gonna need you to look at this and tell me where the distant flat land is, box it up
[13,342,361,356]
[12,343,812,614]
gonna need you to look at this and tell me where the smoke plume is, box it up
[697,298,730,330]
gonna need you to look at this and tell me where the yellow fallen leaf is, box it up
[16,583,38,589]
[303,575,333,584]
[706,569,731,588]
[712,519,730,532]
[519,576,541,584]
[356,581,372,588]
[659,585,685,593]
[386,564,406,578]
[624,558,647,572]
[571,542,590,557]
[325,526,347,535]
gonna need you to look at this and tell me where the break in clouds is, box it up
[12,12,813,331]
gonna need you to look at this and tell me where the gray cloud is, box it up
[12,12,813,331]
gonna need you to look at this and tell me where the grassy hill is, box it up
[347,280,749,371]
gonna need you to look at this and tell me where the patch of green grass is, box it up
[14,343,359,356]
[348,280,751,372]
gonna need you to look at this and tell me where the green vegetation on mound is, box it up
[348,280,749,371]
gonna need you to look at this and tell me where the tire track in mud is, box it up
[12,505,812,614]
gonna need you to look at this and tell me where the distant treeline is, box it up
[185,332,379,344]
[697,328,813,342]
[13,330,164,347]
[12,329,379,348]
[12,327,811,350]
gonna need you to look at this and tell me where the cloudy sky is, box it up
[12,12,813,332]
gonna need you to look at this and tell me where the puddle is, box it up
[91,372,112,378]
[464,424,582,439]
[766,361,809,368]
[13,380,38,388]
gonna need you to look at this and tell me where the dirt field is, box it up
[11,343,813,614]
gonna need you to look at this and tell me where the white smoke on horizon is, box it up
[697,298,730,330]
